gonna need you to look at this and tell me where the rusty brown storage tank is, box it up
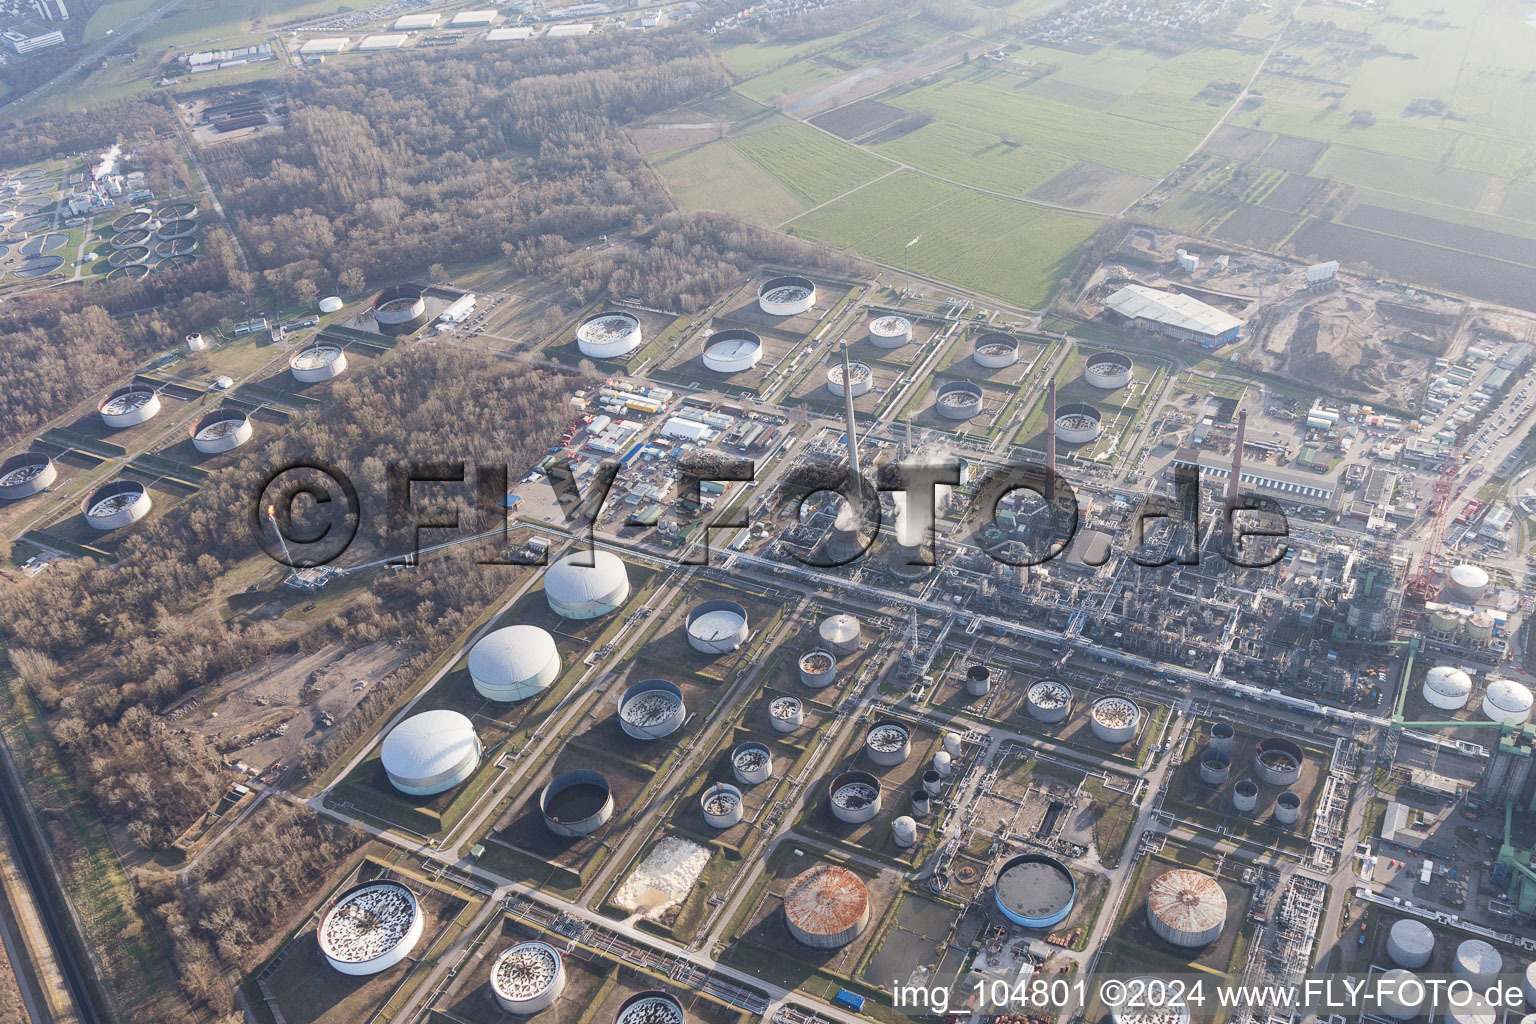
[783,863,869,949]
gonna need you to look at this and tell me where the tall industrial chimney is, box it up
[841,339,862,504]
[1045,376,1058,504]
[1222,410,1247,541]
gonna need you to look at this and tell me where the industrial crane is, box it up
[1406,439,1462,601]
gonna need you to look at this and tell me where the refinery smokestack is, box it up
[841,339,862,504]
[1223,410,1247,540]
[1046,376,1057,504]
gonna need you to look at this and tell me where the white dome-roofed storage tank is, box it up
[784,863,869,948]
[382,710,481,795]
[1483,678,1533,725]
[686,600,748,653]
[770,695,804,732]
[732,741,773,785]
[1423,665,1474,711]
[540,770,613,837]
[616,992,686,1024]
[892,815,918,848]
[865,720,911,766]
[576,310,643,359]
[0,452,57,499]
[189,407,253,454]
[1084,351,1134,390]
[759,275,815,316]
[99,384,161,428]
[943,732,961,757]
[973,333,1019,368]
[819,613,862,654]
[827,359,872,398]
[491,941,567,1014]
[829,770,881,823]
[1055,403,1103,444]
[932,750,952,777]
[799,650,836,688]
[319,295,344,314]
[1453,938,1502,977]
[1387,919,1434,968]
[469,624,560,702]
[1090,696,1140,743]
[868,314,912,347]
[289,342,348,382]
[701,782,744,829]
[319,881,424,976]
[1449,563,1490,601]
[82,480,151,531]
[545,551,631,619]
[702,329,763,373]
[934,380,983,420]
[619,679,686,740]
[1146,869,1227,947]
[1026,680,1072,723]
[1377,969,1425,1021]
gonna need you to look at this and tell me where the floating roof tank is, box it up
[1453,938,1502,977]
[372,284,427,327]
[289,342,348,382]
[1199,749,1231,785]
[732,741,773,785]
[189,407,253,454]
[1483,678,1533,725]
[972,332,1019,369]
[576,311,643,359]
[99,384,161,428]
[994,853,1076,928]
[540,769,613,837]
[784,863,868,948]
[381,710,481,795]
[921,769,942,797]
[911,789,933,817]
[892,815,917,848]
[759,276,816,316]
[1146,868,1227,947]
[966,665,992,696]
[827,360,872,398]
[1210,721,1235,752]
[868,314,912,347]
[769,695,804,732]
[829,769,881,823]
[82,480,151,531]
[0,452,57,499]
[1254,737,1303,787]
[1084,350,1134,390]
[1026,680,1071,723]
[544,551,631,619]
[1055,402,1103,445]
[318,880,423,976]
[1423,666,1473,711]
[618,679,686,740]
[799,649,837,689]
[702,329,762,373]
[469,624,560,702]
[865,720,911,766]
[686,599,748,653]
[615,991,686,1024]
[819,613,861,654]
[701,782,744,829]
[1233,778,1259,813]
[1387,918,1434,969]
[934,380,983,420]
[1089,696,1140,744]
[491,941,567,1014]
[1274,791,1301,825]
[185,332,208,352]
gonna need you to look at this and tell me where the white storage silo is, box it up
[1387,918,1434,969]
[469,624,561,702]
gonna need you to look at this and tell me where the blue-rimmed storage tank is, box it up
[993,853,1076,929]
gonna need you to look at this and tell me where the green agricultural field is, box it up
[84,0,159,41]
[655,141,804,223]
[790,171,1101,305]
[734,59,845,104]
[1315,145,1491,209]
[731,121,896,206]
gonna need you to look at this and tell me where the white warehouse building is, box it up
[469,625,561,702]
[660,416,714,442]
[1103,284,1243,348]
[438,293,477,324]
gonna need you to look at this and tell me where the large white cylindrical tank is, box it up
[289,342,348,382]
[1233,778,1259,813]
[491,941,567,1014]
[865,721,911,766]
[381,710,481,795]
[934,380,983,420]
[892,815,917,848]
[687,599,748,653]
[1274,791,1301,825]
[1146,869,1227,948]
[1453,938,1502,977]
[701,782,744,829]
[1449,563,1489,600]
[82,480,151,530]
[819,614,861,654]
[827,360,872,397]
[1026,680,1071,723]
[932,750,952,777]
[1055,402,1104,444]
[189,408,253,454]
[1199,750,1232,785]
[1084,350,1133,390]
[544,551,631,619]
[868,314,912,347]
[0,452,57,499]
[185,332,209,353]
[972,333,1019,368]
[540,770,613,837]
[702,329,763,373]
[1483,678,1533,725]
[1210,721,1235,752]
[1525,961,1536,1008]
[770,695,804,732]
[799,649,837,689]
[1465,611,1496,643]
[373,284,427,327]
[921,769,942,797]
[829,770,880,823]
[1444,1005,1497,1024]
[576,311,643,358]
[1423,666,1473,711]
[942,732,962,757]
[616,992,687,1024]
[618,679,686,740]
[758,276,815,316]
[1377,969,1424,1020]
[965,665,992,696]
[1254,738,1303,787]
[1386,918,1434,969]
[784,863,868,948]
[1090,697,1140,744]
[99,385,161,428]
[469,624,561,702]
[732,741,773,785]
[318,881,424,976]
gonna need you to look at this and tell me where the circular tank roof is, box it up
[688,601,746,642]
[318,881,419,966]
[469,625,559,687]
[820,613,860,644]
[1147,869,1227,936]
[785,863,869,937]
[381,710,478,783]
[319,296,344,313]
[1425,665,1473,698]
[492,941,563,1002]
[615,992,685,1024]
[995,854,1075,923]
[1454,938,1502,975]
[1450,564,1489,589]
[1485,678,1533,716]
[545,551,628,604]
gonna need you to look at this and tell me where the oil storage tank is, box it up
[82,480,151,531]
[1055,403,1103,444]
[1146,869,1227,947]
[616,992,686,1024]
[1387,919,1434,969]
[1482,678,1533,725]
[973,333,1019,368]
[934,380,983,420]
[819,613,862,654]
[0,452,56,499]
[701,782,744,829]
[372,284,427,329]
[784,863,868,948]
[827,360,872,398]
[1254,738,1303,787]
[702,329,762,373]
[1453,938,1502,977]
[1423,666,1473,711]
[865,720,911,766]
[1084,351,1133,390]
[799,649,836,688]
[1233,778,1259,813]
[544,551,631,619]
[1377,969,1424,1021]
[732,742,773,785]
[289,342,348,382]
[1026,680,1071,723]
[1210,721,1235,752]
[1274,791,1301,825]
[1090,697,1140,743]
[966,665,992,696]
[99,384,161,428]
[829,770,880,823]
[189,407,253,454]
[381,709,481,795]
[994,853,1076,929]
[868,314,912,348]
[687,600,748,653]
[1448,563,1489,602]
[759,276,815,316]
[469,624,560,702]
[541,769,613,837]
[770,695,804,732]
[491,941,567,1014]
[1199,750,1231,785]
[318,880,424,976]
[618,679,686,740]
[576,311,642,359]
